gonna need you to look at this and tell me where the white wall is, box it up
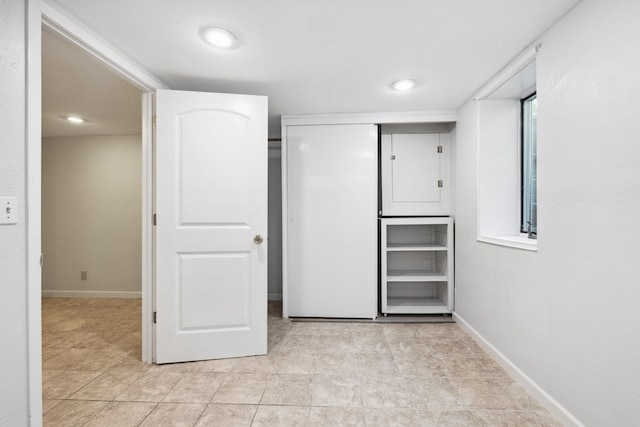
[0,0,30,424]
[454,1,640,425]
[42,135,142,297]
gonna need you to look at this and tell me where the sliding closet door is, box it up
[286,124,378,319]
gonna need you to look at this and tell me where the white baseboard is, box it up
[453,312,583,427]
[268,293,282,301]
[42,290,141,299]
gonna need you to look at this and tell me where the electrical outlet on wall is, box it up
[81,271,87,281]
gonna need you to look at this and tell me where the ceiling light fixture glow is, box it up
[201,26,237,49]
[391,79,418,91]
[66,116,85,124]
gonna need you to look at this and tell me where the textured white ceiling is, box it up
[43,0,581,138]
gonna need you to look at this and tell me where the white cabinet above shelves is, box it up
[380,124,452,217]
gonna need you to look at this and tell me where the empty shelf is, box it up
[386,243,447,251]
[387,270,447,282]
[385,297,449,314]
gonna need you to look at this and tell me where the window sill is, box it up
[477,234,538,252]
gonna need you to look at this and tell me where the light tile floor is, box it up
[42,298,562,426]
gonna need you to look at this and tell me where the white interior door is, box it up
[154,89,268,364]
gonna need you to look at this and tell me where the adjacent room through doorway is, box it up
[40,25,144,375]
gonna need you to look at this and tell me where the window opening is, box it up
[521,93,537,238]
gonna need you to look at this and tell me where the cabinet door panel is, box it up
[286,124,378,319]
[392,133,441,203]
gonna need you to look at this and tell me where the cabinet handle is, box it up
[254,235,264,244]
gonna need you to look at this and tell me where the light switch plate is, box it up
[0,197,18,224]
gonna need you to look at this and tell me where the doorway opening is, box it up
[41,25,145,382]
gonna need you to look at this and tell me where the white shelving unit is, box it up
[380,217,454,314]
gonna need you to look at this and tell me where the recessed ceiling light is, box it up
[201,26,237,49]
[390,79,418,91]
[65,116,86,124]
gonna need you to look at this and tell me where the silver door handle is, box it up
[254,235,264,244]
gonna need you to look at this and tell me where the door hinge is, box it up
[153,311,157,324]
[437,146,443,153]
[153,213,157,226]
[152,115,157,128]
[438,180,443,188]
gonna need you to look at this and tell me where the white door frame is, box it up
[28,0,168,422]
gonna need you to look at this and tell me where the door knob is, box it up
[254,235,264,244]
